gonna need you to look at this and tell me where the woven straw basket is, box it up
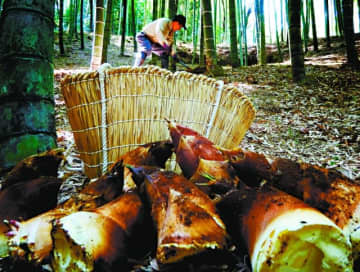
[61,65,256,178]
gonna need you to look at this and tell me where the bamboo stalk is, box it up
[90,0,105,70]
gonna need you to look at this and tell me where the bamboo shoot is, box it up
[129,166,227,264]
[51,193,143,271]
[217,186,353,271]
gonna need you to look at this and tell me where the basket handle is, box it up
[98,63,112,174]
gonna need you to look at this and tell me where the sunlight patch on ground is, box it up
[282,53,346,68]
[305,54,346,67]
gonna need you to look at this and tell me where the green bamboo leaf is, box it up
[200,172,216,181]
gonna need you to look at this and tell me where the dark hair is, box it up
[173,14,187,30]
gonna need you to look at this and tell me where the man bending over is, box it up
[134,14,187,69]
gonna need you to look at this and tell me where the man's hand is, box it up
[162,43,171,52]
[172,54,179,62]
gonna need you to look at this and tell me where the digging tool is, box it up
[177,59,191,70]
[176,59,206,74]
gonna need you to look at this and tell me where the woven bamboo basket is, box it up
[61,65,256,178]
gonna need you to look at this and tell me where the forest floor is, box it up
[54,34,360,182]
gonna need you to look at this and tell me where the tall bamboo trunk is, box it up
[131,0,136,52]
[358,0,360,31]
[243,3,249,66]
[324,0,331,47]
[0,0,56,171]
[182,0,188,40]
[275,7,283,61]
[310,0,318,51]
[102,0,113,63]
[289,0,305,82]
[80,0,85,50]
[221,0,227,44]
[89,0,94,32]
[201,0,224,75]
[281,0,284,42]
[255,0,266,65]
[74,0,79,39]
[260,0,265,64]
[342,0,360,67]
[285,0,289,47]
[168,0,177,71]
[90,0,105,69]
[152,0,158,19]
[149,0,160,65]
[300,0,310,53]
[117,0,123,35]
[237,0,243,66]
[59,0,65,55]
[335,0,344,36]
[199,10,205,66]
[120,0,127,56]
[168,0,177,28]
[228,0,240,67]
[68,0,75,41]
[192,0,199,64]
[213,0,217,47]
[160,0,165,17]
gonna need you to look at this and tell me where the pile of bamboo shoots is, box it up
[0,122,359,272]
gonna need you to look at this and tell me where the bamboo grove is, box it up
[46,0,360,72]
[1,0,360,73]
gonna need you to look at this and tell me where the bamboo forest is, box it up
[0,0,360,271]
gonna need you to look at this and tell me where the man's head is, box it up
[172,15,187,31]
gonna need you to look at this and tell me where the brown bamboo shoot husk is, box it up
[218,148,360,261]
[271,158,360,260]
[0,177,62,226]
[3,142,172,264]
[167,120,225,179]
[0,149,64,229]
[1,148,64,189]
[0,177,62,259]
[51,193,143,272]
[217,186,353,272]
[0,148,63,259]
[189,158,240,194]
[8,210,68,262]
[129,166,227,264]
[167,121,239,194]
[220,147,274,186]
[4,161,125,264]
